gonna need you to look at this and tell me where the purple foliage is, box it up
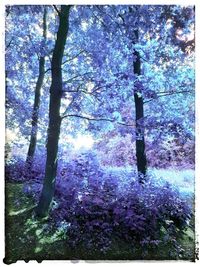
[64,179,191,254]
[50,152,192,254]
[6,151,192,256]
[5,158,25,182]
[5,152,45,183]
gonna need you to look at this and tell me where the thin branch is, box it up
[64,75,82,83]
[6,6,11,17]
[62,50,85,65]
[61,85,82,116]
[62,94,100,120]
[144,90,194,104]
[6,37,13,50]
[92,12,107,29]
[91,85,106,93]
[140,55,148,62]
[63,72,93,83]
[62,83,103,107]
[53,5,61,16]
[62,114,115,122]
[44,68,51,74]
[116,121,135,127]
[156,89,193,95]
[118,14,125,24]
[61,114,134,127]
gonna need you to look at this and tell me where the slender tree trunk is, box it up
[26,8,47,168]
[133,30,147,182]
[36,6,71,217]
[26,57,45,166]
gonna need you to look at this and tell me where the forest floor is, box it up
[4,170,196,263]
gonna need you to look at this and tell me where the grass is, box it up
[4,183,72,263]
[4,182,196,263]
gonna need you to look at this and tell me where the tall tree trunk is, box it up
[133,30,147,182]
[26,8,47,168]
[36,6,71,217]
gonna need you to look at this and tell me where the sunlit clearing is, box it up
[69,134,94,150]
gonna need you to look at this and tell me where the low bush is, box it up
[62,179,192,257]
[52,152,192,257]
[5,153,45,183]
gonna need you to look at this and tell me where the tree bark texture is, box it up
[36,6,71,217]
[26,8,47,167]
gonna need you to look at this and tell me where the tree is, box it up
[91,5,194,181]
[36,5,71,217]
[133,29,147,181]
[5,6,54,163]
[85,5,150,181]
[26,7,47,168]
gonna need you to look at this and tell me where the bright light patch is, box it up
[6,128,19,142]
[86,82,94,93]
[69,134,94,150]
[176,25,194,42]
[60,98,71,114]
[81,20,89,31]
[73,58,78,64]
[34,24,43,35]
[47,31,55,39]
[166,19,173,29]
[37,131,42,140]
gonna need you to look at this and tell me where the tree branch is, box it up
[92,12,108,29]
[6,37,13,50]
[61,85,82,116]
[44,68,51,74]
[61,114,134,127]
[144,90,194,104]
[156,89,193,95]
[53,5,61,16]
[62,50,85,65]
[6,6,11,17]
[63,72,93,84]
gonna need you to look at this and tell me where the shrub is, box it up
[53,158,192,257]
[5,152,45,183]
[5,157,25,182]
